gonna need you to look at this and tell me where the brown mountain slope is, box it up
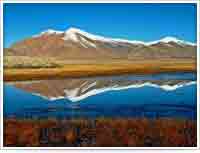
[5,28,196,60]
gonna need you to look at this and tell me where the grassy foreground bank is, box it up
[4,59,196,81]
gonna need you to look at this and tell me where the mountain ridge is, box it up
[5,27,196,60]
[34,27,196,46]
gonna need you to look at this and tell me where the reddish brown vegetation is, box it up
[4,118,197,147]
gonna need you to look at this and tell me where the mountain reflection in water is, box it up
[4,73,197,119]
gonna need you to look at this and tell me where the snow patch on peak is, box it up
[63,27,115,43]
[63,27,81,42]
[33,29,63,37]
[65,27,84,34]
[112,39,146,45]
[147,36,196,46]
[160,36,181,43]
[41,29,63,35]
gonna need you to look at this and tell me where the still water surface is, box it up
[4,73,197,119]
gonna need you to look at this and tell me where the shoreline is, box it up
[4,61,196,81]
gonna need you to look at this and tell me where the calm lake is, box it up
[4,73,197,120]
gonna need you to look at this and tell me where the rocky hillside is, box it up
[4,27,196,60]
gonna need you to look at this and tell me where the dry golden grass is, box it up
[4,59,196,81]
[4,56,62,68]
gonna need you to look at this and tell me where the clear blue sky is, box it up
[4,3,197,47]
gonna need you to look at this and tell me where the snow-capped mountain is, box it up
[36,28,196,46]
[6,27,196,59]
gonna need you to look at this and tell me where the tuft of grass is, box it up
[4,56,63,69]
